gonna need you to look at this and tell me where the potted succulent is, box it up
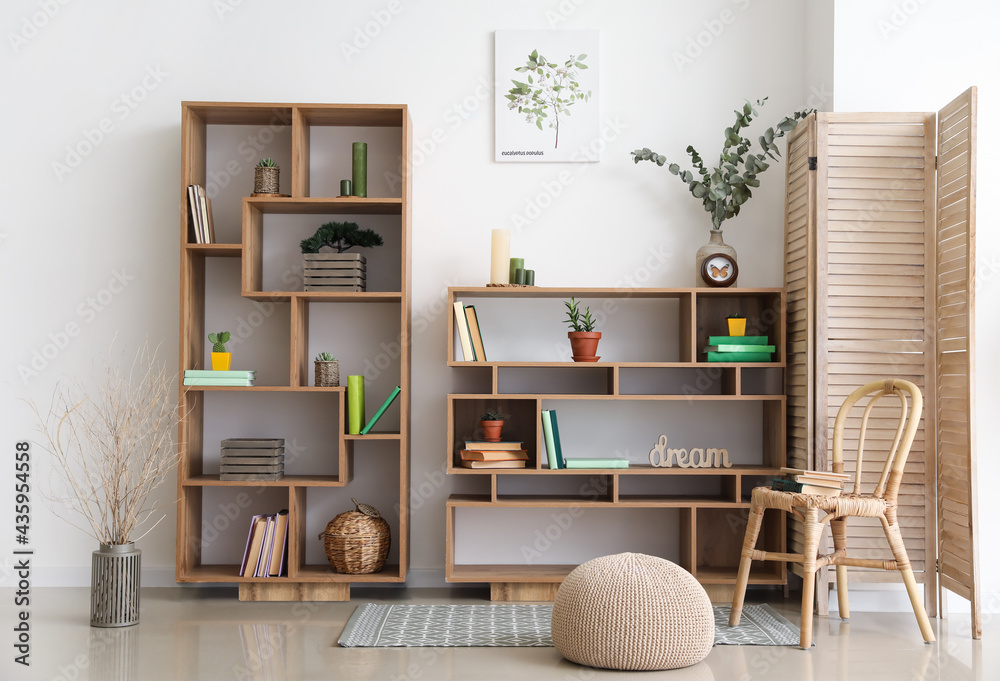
[300,221,384,292]
[208,331,231,370]
[29,342,179,626]
[632,98,812,284]
[315,352,340,387]
[564,297,601,362]
[480,408,509,442]
[727,314,747,337]
[253,158,280,195]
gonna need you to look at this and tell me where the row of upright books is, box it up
[240,510,289,577]
[703,335,774,362]
[184,369,256,387]
[453,301,487,361]
[187,183,216,244]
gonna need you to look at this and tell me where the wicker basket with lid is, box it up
[319,498,390,574]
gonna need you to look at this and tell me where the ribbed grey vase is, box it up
[91,543,141,627]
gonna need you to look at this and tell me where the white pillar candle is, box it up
[489,229,510,285]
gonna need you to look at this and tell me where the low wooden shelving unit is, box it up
[176,101,411,601]
[445,286,787,601]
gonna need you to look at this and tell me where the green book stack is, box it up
[184,369,256,387]
[347,375,365,435]
[703,335,774,363]
[563,458,630,469]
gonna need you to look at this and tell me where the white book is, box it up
[454,301,475,361]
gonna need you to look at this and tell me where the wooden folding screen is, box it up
[783,88,979,637]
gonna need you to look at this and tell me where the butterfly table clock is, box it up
[700,252,738,287]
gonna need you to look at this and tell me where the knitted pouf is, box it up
[551,553,714,671]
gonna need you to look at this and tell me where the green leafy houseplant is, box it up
[256,158,278,168]
[563,297,601,362]
[631,98,812,231]
[563,297,597,333]
[300,222,384,254]
[480,409,510,422]
[208,331,231,353]
[479,408,509,443]
[505,50,592,149]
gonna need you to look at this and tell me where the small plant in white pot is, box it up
[29,342,179,627]
[300,221,383,292]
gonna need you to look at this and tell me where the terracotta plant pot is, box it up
[211,352,232,371]
[480,420,504,442]
[568,331,602,362]
[727,318,747,336]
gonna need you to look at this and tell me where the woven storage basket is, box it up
[320,498,390,574]
[315,360,340,387]
[254,166,279,194]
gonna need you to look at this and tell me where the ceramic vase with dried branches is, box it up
[31,343,179,627]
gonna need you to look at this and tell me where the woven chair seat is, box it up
[551,553,713,671]
[751,486,890,517]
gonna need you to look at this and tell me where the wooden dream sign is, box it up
[648,434,732,468]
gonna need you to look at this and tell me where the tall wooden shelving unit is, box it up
[176,102,411,601]
[444,286,787,601]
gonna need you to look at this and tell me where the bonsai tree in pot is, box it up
[300,221,384,293]
[564,297,601,362]
[208,331,231,370]
[632,97,813,284]
[480,408,510,443]
[29,342,179,626]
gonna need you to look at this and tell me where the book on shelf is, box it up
[703,344,776,353]
[256,515,276,577]
[205,197,215,244]
[187,185,203,243]
[549,410,566,469]
[239,511,289,578]
[563,458,630,469]
[779,467,850,481]
[453,301,476,361]
[461,450,528,461]
[240,515,268,577]
[541,410,558,469]
[360,385,401,435]
[184,377,256,387]
[464,305,487,362]
[347,375,365,434]
[772,478,842,496]
[460,459,527,469]
[464,441,523,450]
[197,185,213,244]
[707,335,769,345]
[705,351,772,363]
[185,370,256,379]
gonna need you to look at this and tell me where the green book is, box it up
[706,351,773,362]
[360,386,401,435]
[185,369,256,378]
[564,458,630,469]
[703,344,775,353]
[549,410,566,469]
[707,335,769,345]
[347,375,365,435]
[541,410,558,469]
[184,378,255,386]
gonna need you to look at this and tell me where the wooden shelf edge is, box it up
[447,494,750,508]
[240,291,403,303]
[449,286,784,298]
[182,475,347,488]
[179,564,403,583]
[183,385,346,392]
[343,432,402,440]
[446,466,784,476]
[185,243,243,257]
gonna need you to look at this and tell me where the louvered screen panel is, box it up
[816,113,937,584]
[935,87,981,637]
[783,115,815,571]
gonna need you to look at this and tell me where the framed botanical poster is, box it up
[495,29,600,162]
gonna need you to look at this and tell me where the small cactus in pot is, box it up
[208,331,232,370]
[254,158,280,194]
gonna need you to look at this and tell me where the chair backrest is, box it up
[831,379,923,500]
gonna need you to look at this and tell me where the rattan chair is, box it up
[729,378,935,649]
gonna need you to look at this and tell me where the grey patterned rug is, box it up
[338,603,799,647]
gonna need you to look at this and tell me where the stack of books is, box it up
[772,467,851,496]
[187,184,215,244]
[459,441,527,469]
[239,510,289,577]
[703,335,775,362]
[184,369,256,387]
[453,301,487,361]
[220,438,284,481]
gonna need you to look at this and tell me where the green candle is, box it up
[509,258,524,284]
[524,269,535,286]
[514,268,526,285]
[340,179,352,196]
[352,142,367,197]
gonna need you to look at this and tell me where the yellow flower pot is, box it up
[727,318,746,336]
[211,352,232,371]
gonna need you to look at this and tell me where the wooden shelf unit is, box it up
[445,286,787,601]
[177,101,411,601]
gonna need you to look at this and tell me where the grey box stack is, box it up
[302,253,367,292]
[220,438,285,481]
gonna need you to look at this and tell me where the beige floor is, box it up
[0,587,989,681]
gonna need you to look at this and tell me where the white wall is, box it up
[11,0,970,604]
[833,0,999,615]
